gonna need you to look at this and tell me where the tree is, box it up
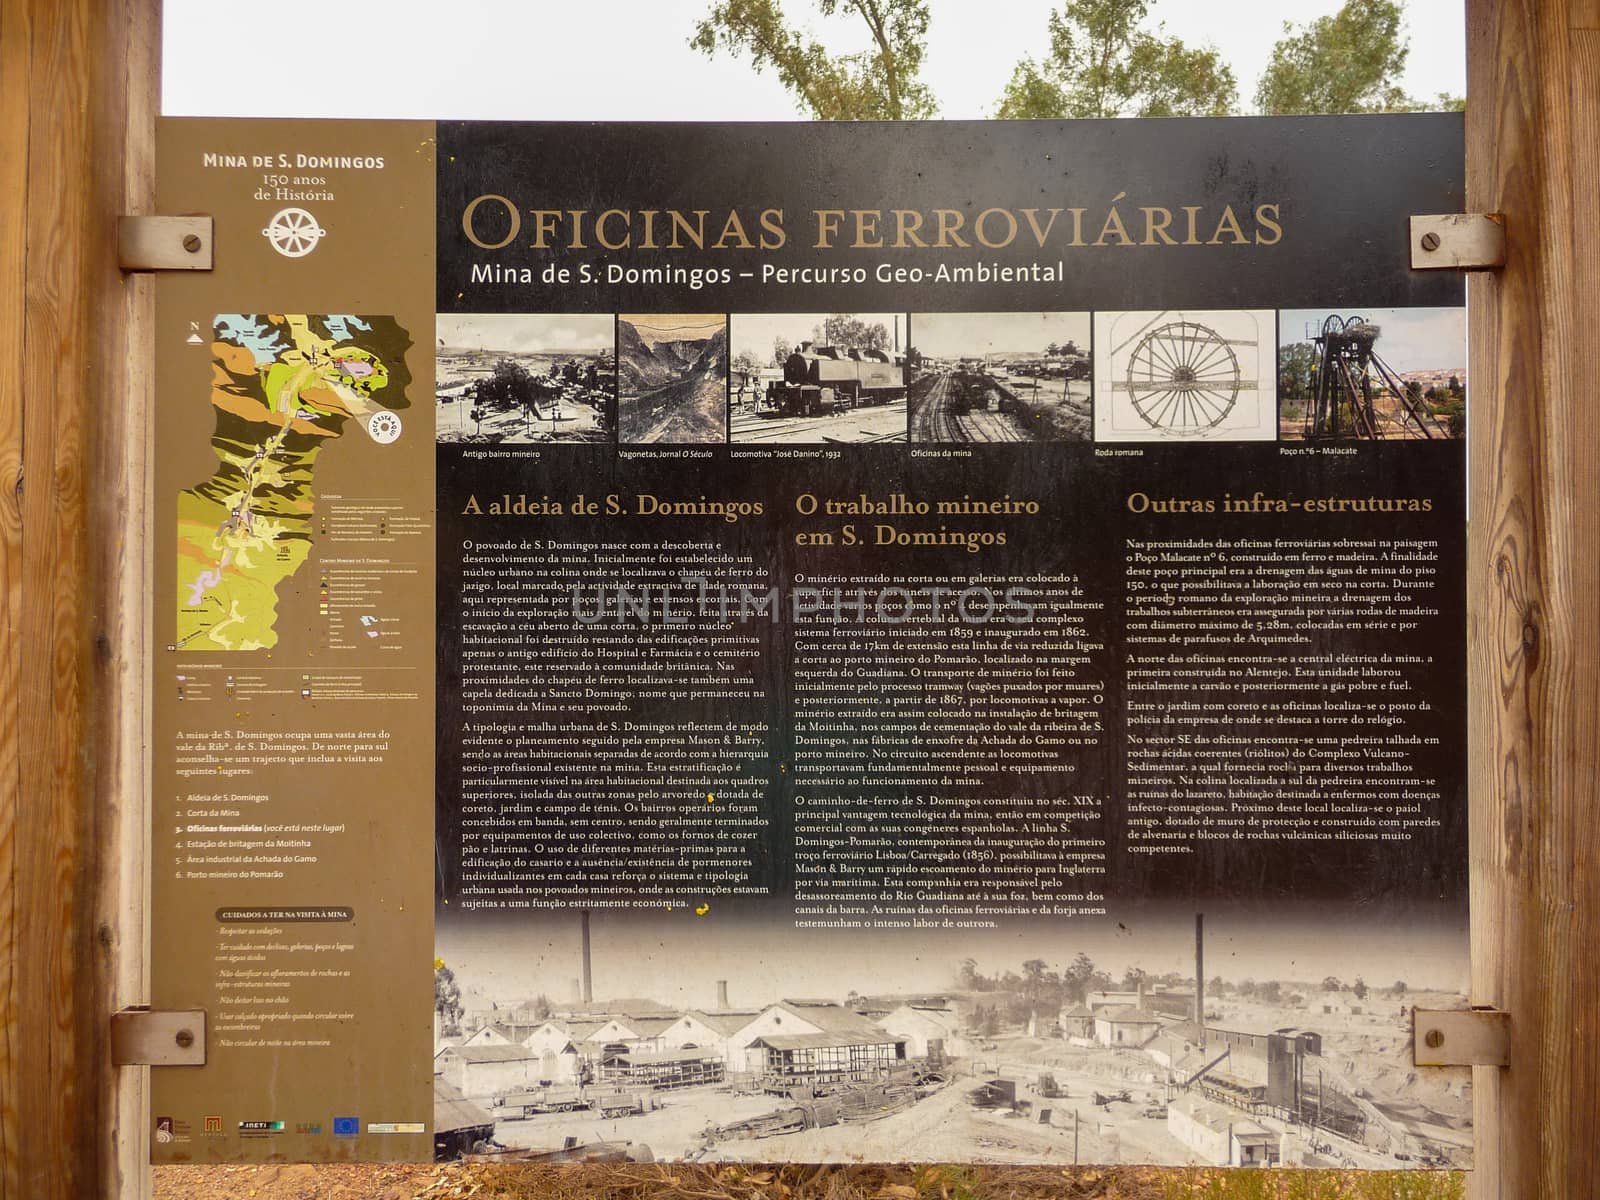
[957,957,983,990]
[434,960,463,1036]
[1257,980,1282,1003]
[1352,976,1369,1000]
[817,314,890,351]
[691,0,935,119]
[1322,975,1344,992]
[1256,0,1461,115]
[1279,341,1320,401]
[995,1,1237,119]
[1392,980,1409,997]
[773,335,795,367]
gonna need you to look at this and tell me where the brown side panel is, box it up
[149,119,435,1163]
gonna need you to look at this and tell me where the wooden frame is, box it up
[0,0,1594,1196]
[1466,0,1600,1195]
[1,1,158,1198]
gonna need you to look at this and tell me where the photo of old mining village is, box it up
[432,915,1469,1170]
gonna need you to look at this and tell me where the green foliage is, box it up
[1256,0,1459,114]
[994,1,1237,119]
[1279,341,1320,400]
[690,0,935,119]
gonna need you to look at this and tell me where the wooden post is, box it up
[0,1,158,1198]
[1467,0,1600,1195]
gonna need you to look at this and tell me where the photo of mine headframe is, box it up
[1303,314,1450,440]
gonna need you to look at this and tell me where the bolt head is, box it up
[1421,232,1441,251]
[1424,1028,1444,1049]
[176,1028,195,1049]
[182,234,203,253]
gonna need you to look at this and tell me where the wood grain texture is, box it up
[1466,0,1600,1196]
[0,0,158,1197]
[0,0,31,1192]
[100,2,159,1197]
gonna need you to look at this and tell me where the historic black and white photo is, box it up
[436,314,615,444]
[729,313,908,445]
[908,312,1092,443]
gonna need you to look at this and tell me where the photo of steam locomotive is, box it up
[766,341,907,416]
[730,313,909,444]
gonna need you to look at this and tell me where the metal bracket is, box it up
[110,1008,207,1067]
[1412,1007,1510,1067]
[1410,213,1506,271]
[117,216,213,272]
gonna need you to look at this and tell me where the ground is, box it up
[151,1162,1465,1199]
[909,373,1091,443]
[730,397,907,444]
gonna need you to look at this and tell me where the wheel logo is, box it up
[262,207,326,258]
[367,411,402,444]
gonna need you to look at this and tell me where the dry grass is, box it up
[153,1163,1467,1200]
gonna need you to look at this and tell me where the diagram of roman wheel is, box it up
[1124,320,1242,431]
[261,207,326,257]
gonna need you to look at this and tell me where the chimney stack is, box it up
[1196,912,1206,1046]
[580,909,593,1004]
[716,980,730,1010]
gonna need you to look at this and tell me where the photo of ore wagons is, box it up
[908,312,1092,442]
[1094,310,1276,442]
[617,315,729,443]
[436,314,615,444]
[1278,308,1466,441]
[729,313,908,444]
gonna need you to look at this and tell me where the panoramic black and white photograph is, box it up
[436,314,615,444]
[908,312,1093,443]
[1094,310,1276,442]
[1278,307,1467,442]
[729,313,908,445]
[432,908,1470,1169]
[617,315,729,443]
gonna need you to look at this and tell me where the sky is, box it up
[730,313,905,362]
[437,903,1468,1011]
[1280,307,1467,372]
[161,0,1467,121]
[913,311,1092,359]
[435,313,612,353]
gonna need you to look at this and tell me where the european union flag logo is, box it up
[332,1117,360,1137]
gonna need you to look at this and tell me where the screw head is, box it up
[1420,232,1441,251]
[175,1028,195,1049]
[182,234,203,253]
[1424,1028,1444,1049]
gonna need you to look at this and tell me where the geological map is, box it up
[175,314,412,650]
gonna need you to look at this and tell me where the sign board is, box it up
[151,115,1469,1169]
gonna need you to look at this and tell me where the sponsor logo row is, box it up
[156,1115,423,1142]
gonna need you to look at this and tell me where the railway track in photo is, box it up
[911,374,1030,443]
